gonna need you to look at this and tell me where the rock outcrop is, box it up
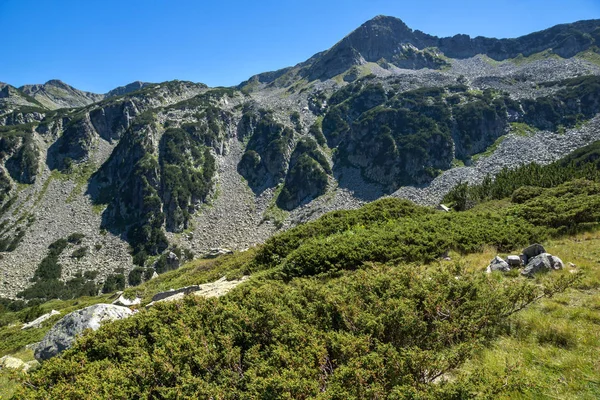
[21,310,60,330]
[522,253,564,276]
[34,304,134,361]
[147,276,249,307]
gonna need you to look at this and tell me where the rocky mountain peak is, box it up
[44,79,71,89]
[105,81,152,97]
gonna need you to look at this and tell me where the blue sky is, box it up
[1,0,598,93]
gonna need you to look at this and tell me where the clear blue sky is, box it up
[1,0,598,93]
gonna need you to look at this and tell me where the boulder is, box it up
[506,255,522,267]
[522,243,546,264]
[437,204,451,212]
[486,256,510,273]
[550,255,564,270]
[521,253,553,276]
[21,310,61,330]
[112,295,141,307]
[34,304,134,361]
[23,360,40,372]
[0,355,26,370]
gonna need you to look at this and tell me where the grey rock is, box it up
[21,310,60,330]
[522,243,546,264]
[506,255,522,267]
[23,360,40,372]
[34,304,134,361]
[521,253,554,276]
[486,256,511,273]
[112,295,141,307]
[550,255,564,270]
[437,204,451,212]
[25,342,40,351]
[206,248,234,258]
[151,285,201,302]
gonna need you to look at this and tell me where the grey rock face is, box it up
[486,256,511,273]
[34,304,134,361]
[521,253,554,276]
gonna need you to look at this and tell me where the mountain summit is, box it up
[243,15,600,85]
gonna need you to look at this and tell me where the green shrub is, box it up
[71,246,88,259]
[16,264,572,399]
[101,274,126,294]
[67,233,85,244]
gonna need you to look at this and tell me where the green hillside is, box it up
[0,141,599,398]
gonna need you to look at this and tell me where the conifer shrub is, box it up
[16,265,574,399]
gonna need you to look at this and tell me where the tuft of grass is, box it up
[65,162,96,203]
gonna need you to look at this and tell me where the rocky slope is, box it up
[1,16,600,298]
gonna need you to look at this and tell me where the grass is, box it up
[472,135,507,162]
[451,158,465,168]
[576,47,600,67]
[510,122,537,137]
[65,162,96,203]
[261,183,289,229]
[91,203,107,215]
[448,228,600,399]
[509,49,563,65]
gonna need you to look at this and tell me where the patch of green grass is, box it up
[261,184,289,228]
[451,158,465,168]
[454,229,600,399]
[478,54,502,66]
[576,47,600,67]
[66,162,96,203]
[472,135,507,162]
[91,203,107,215]
[510,122,537,137]
[510,49,562,65]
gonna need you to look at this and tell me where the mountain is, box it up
[18,80,105,110]
[105,81,152,98]
[0,16,599,299]
[242,16,600,86]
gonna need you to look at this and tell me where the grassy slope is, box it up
[447,230,600,399]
